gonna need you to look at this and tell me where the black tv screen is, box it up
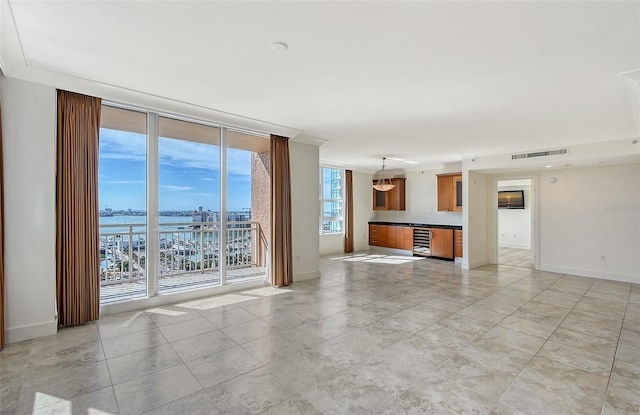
[498,190,525,209]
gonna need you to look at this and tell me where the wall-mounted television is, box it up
[498,190,525,209]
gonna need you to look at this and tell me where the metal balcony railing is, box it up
[99,221,266,302]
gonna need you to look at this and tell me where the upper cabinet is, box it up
[372,178,406,211]
[437,173,462,212]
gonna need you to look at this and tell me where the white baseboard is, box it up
[5,319,57,344]
[462,258,490,270]
[295,270,321,282]
[539,265,640,284]
[498,243,531,249]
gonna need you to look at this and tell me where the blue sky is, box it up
[98,128,252,211]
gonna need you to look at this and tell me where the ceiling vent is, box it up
[511,148,568,160]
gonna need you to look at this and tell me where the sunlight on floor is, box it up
[144,308,188,316]
[33,392,115,415]
[332,253,425,264]
[242,287,293,297]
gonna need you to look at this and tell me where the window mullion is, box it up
[220,128,228,285]
[147,112,160,296]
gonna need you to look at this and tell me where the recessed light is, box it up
[545,165,552,168]
[270,42,288,52]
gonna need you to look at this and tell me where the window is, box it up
[98,104,271,305]
[320,167,344,234]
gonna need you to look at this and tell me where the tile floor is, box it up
[1,252,638,415]
[497,247,533,269]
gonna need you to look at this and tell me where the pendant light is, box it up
[373,157,396,192]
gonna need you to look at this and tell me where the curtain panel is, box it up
[270,135,293,287]
[344,170,354,253]
[56,90,101,326]
[0,100,5,349]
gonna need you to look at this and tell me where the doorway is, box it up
[496,179,534,268]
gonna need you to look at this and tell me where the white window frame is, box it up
[319,167,345,235]
[99,102,270,312]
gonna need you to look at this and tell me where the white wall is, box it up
[289,140,321,280]
[373,168,463,226]
[463,169,489,269]
[352,170,374,252]
[1,77,57,343]
[497,181,532,249]
[538,164,640,283]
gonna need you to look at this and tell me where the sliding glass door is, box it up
[157,117,222,293]
[98,105,269,304]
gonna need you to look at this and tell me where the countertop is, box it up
[368,221,462,230]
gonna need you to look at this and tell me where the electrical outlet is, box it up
[600,255,606,261]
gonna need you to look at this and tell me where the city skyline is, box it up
[99,128,253,211]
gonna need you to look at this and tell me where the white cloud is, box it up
[161,185,194,191]
[201,177,214,181]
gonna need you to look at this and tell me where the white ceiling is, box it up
[2,1,639,171]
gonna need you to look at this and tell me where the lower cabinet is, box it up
[430,228,454,259]
[369,224,413,250]
[369,224,458,260]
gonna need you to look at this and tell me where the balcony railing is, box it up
[100,221,266,303]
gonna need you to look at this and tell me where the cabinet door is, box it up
[386,226,397,248]
[403,227,414,250]
[380,225,390,247]
[387,178,406,211]
[431,228,454,259]
[454,229,463,258]
[437,175,454,211]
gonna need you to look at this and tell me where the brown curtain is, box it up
[344,170,354,253]
[0,100,5,349]
[56,90,101,327]
[270,135,293,287]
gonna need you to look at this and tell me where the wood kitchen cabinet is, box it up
[437,173,462,212]
[430,228,454,259]
[454,229,463,258]
[369,224,380,246]
[402,226,414,250]
[373,178,406,211]
[368,224,413,250]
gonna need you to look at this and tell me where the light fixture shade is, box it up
[373,182,395,192]
[372,157,396,192]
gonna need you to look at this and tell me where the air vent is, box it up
[512,148,568,160]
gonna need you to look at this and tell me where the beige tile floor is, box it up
[498,247,533,269]
[1,252,638,415]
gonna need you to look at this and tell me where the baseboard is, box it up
[295,270,321,282]
[5,319,57,344]
[539,265,640,284]
[462,258,490,270]
[498,243,531,249]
